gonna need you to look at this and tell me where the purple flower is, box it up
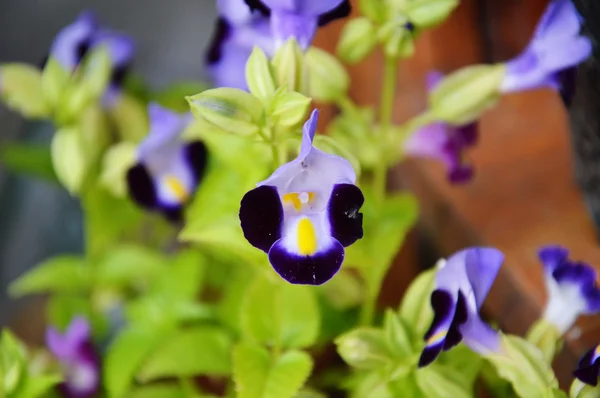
[49,11,135,105]
[126,104,207,222]
[405,72,478,184]
[244,0,351,49]
[46,317,100,398]
[501,0,591,100]
[419,247,504,367]
[574,345,600,386]
[538,246,600,334]
[206,0,275,89]
[239,109,364,285]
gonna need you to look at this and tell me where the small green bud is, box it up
[337,18,378,64]
[378,20,414,59]
[41,57,70,108]
[335,328,393,370]
[305,47,349,102]
[0,63,50,118]
[187,87,264,136]
[359,0,386,22]
[268,88,311,128]
[100,142,137,198]
[80,45,112,100]
[570,379,600,398]
[429,64,505,125]
[51,127,87,195]
[406,0,459,29]
[525,318,563,362]
[271,38,307,93]
[245,46,276,103]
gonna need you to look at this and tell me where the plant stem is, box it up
[359,290,377,326]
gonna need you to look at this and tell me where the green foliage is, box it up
[337,18,378,64]
[0,143,57,182]
[108,93,149,142]
[398,267,436,339]
[570,379,600,398]
[305,47,349,102]
[233,342,313,398]
[271,38,307,93]
[9,256,89,297]
[525,318,563,362]
[246,47,277,104]
[51,127,89,194]
[0,63,50,118]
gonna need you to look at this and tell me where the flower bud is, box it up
[337,18,378,64]
[335,328,393,369]
[245,46,277,104]
[51,127,88,194]
[271,38,307,93]
[305,47,349,102]
[0,63,50,118]
[406,0,459,29]
[267,88,311,128]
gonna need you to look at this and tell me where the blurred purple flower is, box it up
[404,72,478,184]
[243,0,351,49]
[538,245,600,334]
[419,247,504,367]
[206,0,274,89]
[239,109,364,285]
[574,345,600,386]
[126,104,207,222]
[46,317,100,398]
[49,10,135,106]
[501,0,591,103]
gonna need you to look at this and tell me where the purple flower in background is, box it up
[574,345,600,386]
[206,0,275,89]
[244,0,351,48]
[49,11,135,105]
[538,246,600,334]
[404,72,478,184]
[501,0,591,103]
[419,247,504,367]
[46,317,100,398]
[239,109,364,285]
[126,104,207,222]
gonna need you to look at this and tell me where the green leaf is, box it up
[305,47,349,102]
[438,344,483,389]
[337,18,378,64]
[383,310,413,358]
[46,295,109,340]
[187,88,264,136]
[377,20,415,59]
[398,267,436,339]
[267,88,311,128]
[41,57,70,108]
[429,64,505,125]
[525,318,563,362]
[271,38,307,93]
[242,275,320,349]
[99,142,138,198]
[246,47,277,103]
[9,256,88,297]
[415,364,472,398]
[108,94,149,142]
[148,249,205,300]
[346,369,395,398]
[81,45,112,100]
[51,127,88,195]
[153,80,210,112]
[233,342,313,398]
[358,0,386,22]
[486,334,559,398]
[1,330,27,396]
[104,327,163,398]
[335,328,393,370]
[570,379,600,398]
[317,268,363,310]
[137,326,233,382]
[0,63,50,118]
[13,374,62,398]
[406,0,459,28]
[95,245,167,289]
[128,384,185,398]
[0,143,57,182]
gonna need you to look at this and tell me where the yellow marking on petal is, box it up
[283,191,316,211]
[595,345,600,359]
[164,175,190,202]
[426,330,447,346]
[297,217,317,256]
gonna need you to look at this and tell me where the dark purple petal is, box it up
[243,0,271,16]
[443,292,468,351]
[574,346,600,386]
[455,123,478,147]
[317,0,351,27]
[206,18,232,65]
[240,186,283,252]
[59,341,101,398]
[184,141,208,184]
[418,338,445,368]
[553,261,600,313]
[448,165,474,184]
[268,238,344,285]
[328,184,364,247]
[126,163,157,210]
[538,245,569,274]
[50,11,97,70]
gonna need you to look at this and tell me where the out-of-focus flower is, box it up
[419,247,504,367]
[538,245,600,334]
[574,345,600,386]
[239,109,364,285]
[46,317,100,398]
[244,0,351,49]
[404,72,477,184]
[48,10,135,106]
[126,104,207,222]
[206,0,274,89]
[500,0,591,104]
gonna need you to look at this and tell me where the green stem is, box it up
[359,290,377,326]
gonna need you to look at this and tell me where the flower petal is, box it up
[138,104,188,157]
[50,11,97,70]
[91,29,135,68]
[460,312,501,354]
[270,11,318,48]
[328,183,364,247]
[184,141,208,184]
[426,70,445,91]
[534,0,582,41]
[553,261,600,314]
[240,186,284,252]
[218,0,255,23]
[574,345,600,386]
[317,0,351,26]
[206,18,232,65]
[464,247,504,309]
[535,36,592,74]
[127,163,157,209]
[258,0,346,15]
[538,245,569,274]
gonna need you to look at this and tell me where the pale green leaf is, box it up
[570,379,600,398]
[271,38,307,93]
[337,18,377,64]
[0,63,50,118]
[95,244,166,289]
[0,143,56,182]
[108,93,149,142]
[128,384,185,398]
[383,310,413,358]
[41,57,70,108]
[406,0,459,28]
[335,328,393,370]
[13,374,62,398]
[99,142,138,198]
[51,127,87,195]
[267,88,311,128]
[415,364,472,398]
[153,80,210,112]
[148,249,205,300]
[398,267,436,338]
[9,256,88,297]
[305,47,348,102]
[246,47,277,103]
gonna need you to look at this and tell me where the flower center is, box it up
[163,175,190,202]
[283,191,315,211]
[297,217,317,256]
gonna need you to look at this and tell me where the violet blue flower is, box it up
[404,72,478,184]
[574,345,600,386]
[244,0,351,49]
[126,104,207,222]
[46,317,100,398]
[239,109,364,285]
[49,11,135,105]
[538,245,600,334]
[419,247,504,367]
[206,0,275,89]
[501,0,591,102]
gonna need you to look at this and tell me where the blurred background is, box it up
[0,0,218,326]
